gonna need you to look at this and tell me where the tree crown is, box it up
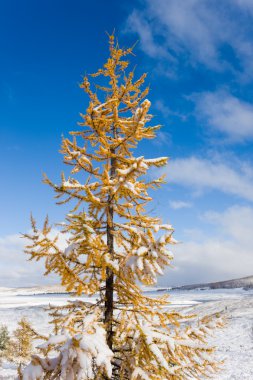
[20,36,222,380]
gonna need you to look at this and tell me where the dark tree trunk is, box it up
[104,142,116,352]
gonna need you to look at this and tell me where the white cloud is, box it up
[126,0,253,78]
[155,100,171,117]
[194,90,253,142]
[2,215,252,288]
[160,205,253,286]
[126,10,170,59]
[169,200,192,209]
[0,230,67,287]
[166,156,253,201]
[235,0,253,13]
[152,130,171,147]
[155,100,187,121]
[203,205,253,244]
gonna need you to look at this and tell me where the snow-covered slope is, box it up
[172,274,253,290]
[0,284,66,296]
[184,293,253,379]
[0,289,253,378]
[3,273,253,297]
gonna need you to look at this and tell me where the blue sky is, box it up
[1,0,253,287]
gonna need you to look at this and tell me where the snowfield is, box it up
[0,288,252,379]
[182,291,253,379]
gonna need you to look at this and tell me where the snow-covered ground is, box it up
[0,288,252,379]
[181,289,253,379]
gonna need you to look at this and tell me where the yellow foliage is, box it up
[6,319,34,365]
[21,35,222,379]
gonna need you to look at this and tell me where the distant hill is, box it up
[0,284,66,296]
[1,275,253,296]
[172,275,253,291]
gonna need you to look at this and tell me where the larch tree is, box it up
[10,319,33,364]
[19,36,222,380]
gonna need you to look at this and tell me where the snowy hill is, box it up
[172,275,253,290]
[0,284,66,296]
[1,288,253,378]
[0,274,253,297]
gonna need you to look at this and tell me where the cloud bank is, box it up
[193,90,253,142]
[164,205,253,286]
[0,230,67,287]
[127,0,253,79]
[166,156,253,202]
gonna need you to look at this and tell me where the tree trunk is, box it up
[104,143,116,352]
